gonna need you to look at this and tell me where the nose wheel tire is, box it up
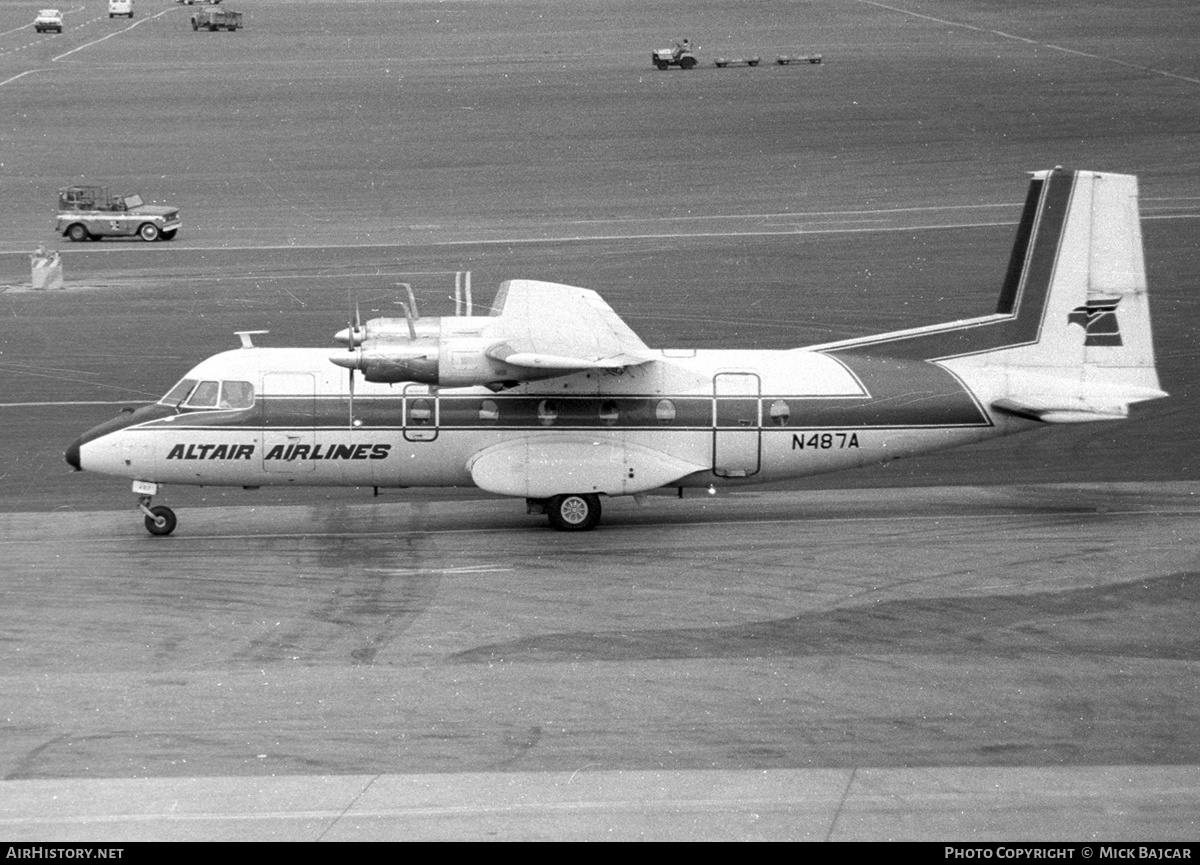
[144,505,177,536]
[547,493,601,532]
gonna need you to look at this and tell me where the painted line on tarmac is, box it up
[559,202,1025,226]
[0,68,48,87]
[0,218,1028,256]
[52,6,174,62]
[0,400,154,408]
[0,218,1029,257]
[857,0,1200,86]
[2,211,1194,257]
[1,6,170,84]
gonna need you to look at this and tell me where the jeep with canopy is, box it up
[55,185,181,242]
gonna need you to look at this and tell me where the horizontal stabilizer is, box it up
[992,372,1167,423]
[468,437,707,498]
[992,399,1128,424]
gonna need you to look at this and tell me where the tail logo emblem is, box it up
[1068,298,1123,346]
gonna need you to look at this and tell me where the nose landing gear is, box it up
[133,481,177,536]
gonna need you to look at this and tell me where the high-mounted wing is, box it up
[486,279,653,371]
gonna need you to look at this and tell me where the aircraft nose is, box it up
[65,438,82,471]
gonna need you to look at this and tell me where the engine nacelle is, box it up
[331,335,540,387]
[335,340,441,384]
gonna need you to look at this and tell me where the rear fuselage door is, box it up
[713,372,760,477]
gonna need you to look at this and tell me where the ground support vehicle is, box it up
[34,9,63,32]
[776,54,823,65]
[651,47,697,70]
[713,56,760,68]
[55,186,181,243]
[108,0,132,18]
[191,6,241,30]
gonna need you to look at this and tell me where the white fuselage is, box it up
[73,344,1018,497]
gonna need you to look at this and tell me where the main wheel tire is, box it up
[547,493,601,532]
[66,223,89,242]
[138,223,160,242]
[144,505,177,536]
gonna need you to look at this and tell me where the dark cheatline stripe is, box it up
[825,168,1076,362]
[141,379,988,432]
[784,353,990,428]
[70,402,178,448]
[994,176,1046,315]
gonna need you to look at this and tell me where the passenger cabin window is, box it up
[769,399,790,427]
[599,400,619,426]
[479,399,499,424]
[409,398,432,425]
[537,399,558,426]
[655,399,676,425]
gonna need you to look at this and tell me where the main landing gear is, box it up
[133,481,176,536]
[529,493,603,531]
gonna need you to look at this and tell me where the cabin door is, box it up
[713,372,761,478]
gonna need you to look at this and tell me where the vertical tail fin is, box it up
[949,168,1167,422]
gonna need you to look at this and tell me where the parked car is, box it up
[108,0,133,19]
[34,9,63,33]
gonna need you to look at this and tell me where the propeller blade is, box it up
[335,299,366,346]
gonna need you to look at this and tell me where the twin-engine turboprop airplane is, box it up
[66,168,1167,534]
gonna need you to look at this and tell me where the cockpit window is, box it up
[219,380,255,409]
[186,381,221,409]
[160,378,197,407]
[168,379,256,411]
